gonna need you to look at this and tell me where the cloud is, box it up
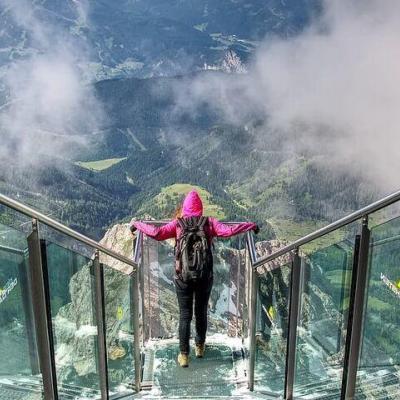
[0,0,102,166]
[175,0,400,192]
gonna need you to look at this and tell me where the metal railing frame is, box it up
[137,219,249,342]
[92,251,110,399]
[131,232,142,393]
[284,250,302,400]
[0,243,27,255]
[0,193,137,274]
[340,217,371,399]
[0,194,140,399]
[251,189,400,268]
[2,189,400,398]
[27,220,58,399]
[245,189,400,399]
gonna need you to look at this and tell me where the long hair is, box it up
[172,195,185,219]
[172,202,183,264]
[173,203,183,219]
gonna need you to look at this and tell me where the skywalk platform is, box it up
[1,191,400,399]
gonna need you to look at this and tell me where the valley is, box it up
[0,71,377,240]
[0,0,378,242]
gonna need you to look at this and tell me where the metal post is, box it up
[284,249,302,400]
[131,272,141,392]
[131,232,143,391]
[93,251,109,400]
[146,239,151,340]
[18,254,40,374]
[133,231,142,265]
[337,246,349,353]
[139,237,145,348]
[243,249,249,338]
[341,217,370,400]
[248,267,258,391]
[27,219,58,399]
[245,231,259,391]
[235,236,242,337]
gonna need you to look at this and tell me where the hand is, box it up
[129,225,137,236]
[253,224,260,235]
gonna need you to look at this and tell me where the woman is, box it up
[130,190,259,367]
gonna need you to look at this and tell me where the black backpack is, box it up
[176,217,212,282]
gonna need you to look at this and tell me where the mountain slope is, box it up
[0,0,320,80]
[0,74,377,239]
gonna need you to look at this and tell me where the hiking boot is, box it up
[195,343,205,358]
[177,353,189,367]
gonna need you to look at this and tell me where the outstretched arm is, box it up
[209,218,258,238]
[130,219,177,241]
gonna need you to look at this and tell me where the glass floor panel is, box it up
[0,378,43,400]
[139,339,248,398]
[0,376,103,399]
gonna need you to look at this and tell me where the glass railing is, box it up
[0,195,139,400]
[0,213,43,399]
[254,261,290,397]
[139,230,249,397]
[103,261,136,394]
[355,214,400,399]
[141,233,248,342]
[294,232,355,398]
[247,190,400,400]
[2,189,400,400]
[45,241,101,398]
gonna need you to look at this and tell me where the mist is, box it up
[175,0,400,193]
[0,0,102,167]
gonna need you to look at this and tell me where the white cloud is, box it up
[176,0,400,192]
[0,0,102,165]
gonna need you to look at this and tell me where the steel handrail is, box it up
[141,219,249,225]
[133,230,143,265]
[246,231,258,266]
[0,193,137,274]
[0,244,26,255]
[251,189,400,268]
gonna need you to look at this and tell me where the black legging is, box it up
[174,276,213,354]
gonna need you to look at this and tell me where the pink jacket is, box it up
[130,190,256,241]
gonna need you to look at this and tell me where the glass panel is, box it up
[0,204,32,240]
[103,263,135,395]
[209,238,246,337]
[254,262,290,396]
[153,239,177,339]
[46,242,100,399]
[38,223,94,260]
[140,233,248,396]
[369,202,400,230]
[0,218,43,398]
[143,234,247,341]
[294,234,354,398]
[356,216,400,398]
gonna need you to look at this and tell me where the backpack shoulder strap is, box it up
[198,216,207,230]
[177,217,188,230]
